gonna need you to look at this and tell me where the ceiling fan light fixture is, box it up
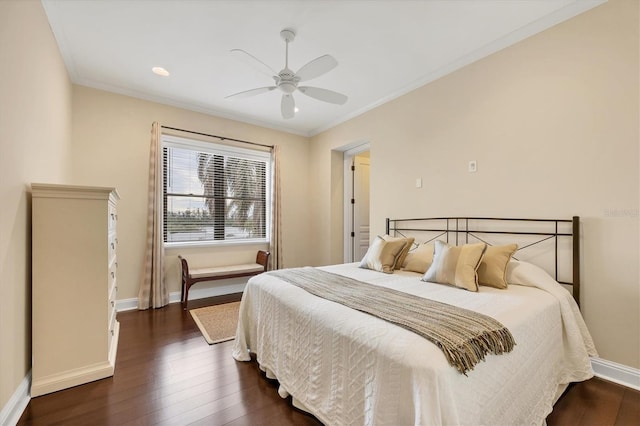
[278,81,297,94]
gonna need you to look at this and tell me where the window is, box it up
[162,135,271,245]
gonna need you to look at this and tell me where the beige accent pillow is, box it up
[477,244,518,289]
[422,240,487,292]
[402,243,434,274]
[359,236,407,274]
[382,235,415,270]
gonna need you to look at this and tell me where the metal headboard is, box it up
[386,216,581,307]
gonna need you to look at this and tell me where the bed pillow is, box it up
[402,243,434,273]
[382,235,415,270]
[477,244,518,289]
[359,236,407,274]
[422,240,487,292]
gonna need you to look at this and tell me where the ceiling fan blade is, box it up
[298,86,348,105]
[281,94,295,119]
[296,55,338,82]
[230,49,277,78]
[225,86,276,99]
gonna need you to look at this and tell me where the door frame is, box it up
[343,142,371,263]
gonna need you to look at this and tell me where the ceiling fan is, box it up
[226,28,348,119]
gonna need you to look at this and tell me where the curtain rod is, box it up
[161,125,274,149]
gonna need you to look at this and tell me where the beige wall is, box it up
[71,86,311,300]
[0,0,73,412]
[310,0,639,368]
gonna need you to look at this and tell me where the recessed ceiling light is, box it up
[152,67,170,77]
[294,107,299,113]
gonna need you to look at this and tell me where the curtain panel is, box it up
[138,122,169,309]
[269,145,282,270]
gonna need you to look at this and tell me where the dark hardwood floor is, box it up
[18,295,639,425]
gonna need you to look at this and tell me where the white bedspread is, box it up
[232,261,597,426]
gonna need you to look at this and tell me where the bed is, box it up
[232,217,597,425]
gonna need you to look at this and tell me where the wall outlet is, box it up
[415,178,422,188]
[468,160,477,173]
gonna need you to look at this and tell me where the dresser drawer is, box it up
[108,234,117,264]
[108,280,117,338]
[109,259,117,290]
[108,308,117,352]
[108,205,117,232]
[108,278,117,312]
[108,302,117,331]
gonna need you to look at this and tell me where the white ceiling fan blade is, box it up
[281,94,295,119]
[296,55,338,82]
[298,86,348,105]
[230,49,277,78]
[225,86,276,99]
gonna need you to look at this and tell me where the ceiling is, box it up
[42,0,604,137]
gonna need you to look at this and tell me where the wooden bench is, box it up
[178,250,270,309]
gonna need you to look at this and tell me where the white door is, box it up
[352,155,370,262]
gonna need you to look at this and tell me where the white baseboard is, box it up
[591,357,640,391]
[0,371,31,426]
[116,282,246,312]
[116,297,139,312]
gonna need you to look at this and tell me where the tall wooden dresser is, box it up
[31,183,120,397]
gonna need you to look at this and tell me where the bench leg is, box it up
[183,284,188,310]
[181,277,188,310]
[183,279,194,310]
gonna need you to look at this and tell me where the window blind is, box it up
[162,135,271,244]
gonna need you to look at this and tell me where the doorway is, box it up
[343,144,371,263]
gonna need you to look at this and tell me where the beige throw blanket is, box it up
[268,267,515,374]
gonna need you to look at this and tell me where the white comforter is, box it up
[232,261,597,426]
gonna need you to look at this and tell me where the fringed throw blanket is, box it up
[268,267,515,374]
